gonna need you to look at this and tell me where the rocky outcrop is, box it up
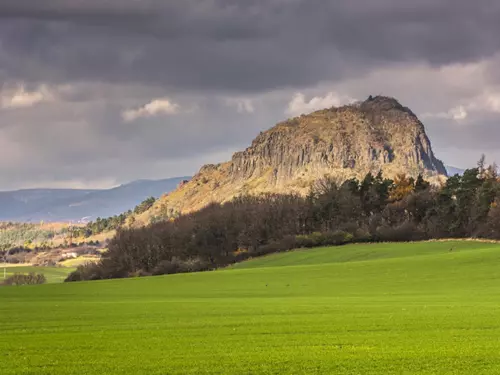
[136,96,447,223]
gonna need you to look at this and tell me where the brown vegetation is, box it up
[2,273,46,286]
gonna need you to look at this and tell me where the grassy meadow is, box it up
[1,240,500,374]
[1,265,75,284]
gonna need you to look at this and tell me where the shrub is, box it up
[322,231,354,245]
[2,273,46,286]
[295,231,354,248]
[128,269,152,278]
[151,257,211,276]
[352,228,373,243]
[295,232,323,248]
[256,236,297,256]
[376,222,426,242]
[65,262,105,282]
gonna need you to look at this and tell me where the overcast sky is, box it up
[1,0,500,190]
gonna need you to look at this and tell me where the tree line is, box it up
[66,161,500,282]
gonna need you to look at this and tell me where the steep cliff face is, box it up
[136,96,447,223]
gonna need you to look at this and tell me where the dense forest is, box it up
[66,160,500,282]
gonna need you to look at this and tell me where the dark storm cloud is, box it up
[1,0,500,92]
[1,0,500,190]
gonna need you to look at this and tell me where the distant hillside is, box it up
[445,165,465,176]
[135,96,447,224]
[0,177,189,222]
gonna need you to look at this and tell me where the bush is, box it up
[352,228,373,243]
[375,222,427,242]
[65,262,104,282]
[295,231,354,248]
[151,257,211,276]
[2,273,46,286]
[322,231,354,245]
[295,232,324,248]
[128,269,153,278]
[256,235,298,256]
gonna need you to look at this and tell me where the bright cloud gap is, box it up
[0,84,56,109]
[122,98,180,122]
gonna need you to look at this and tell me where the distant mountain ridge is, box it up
[445,165,465,176]
[0,177,189,222]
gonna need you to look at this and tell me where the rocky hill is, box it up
[136,96,447,224]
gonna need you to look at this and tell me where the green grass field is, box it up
[1,266,75,284]
[1,240,500,374]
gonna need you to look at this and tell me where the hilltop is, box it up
[136,96,447,223]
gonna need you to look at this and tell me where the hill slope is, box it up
[0,177,189,222]
[138,96,447,223]
[1,240,500,374]
[232,240,496,269]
